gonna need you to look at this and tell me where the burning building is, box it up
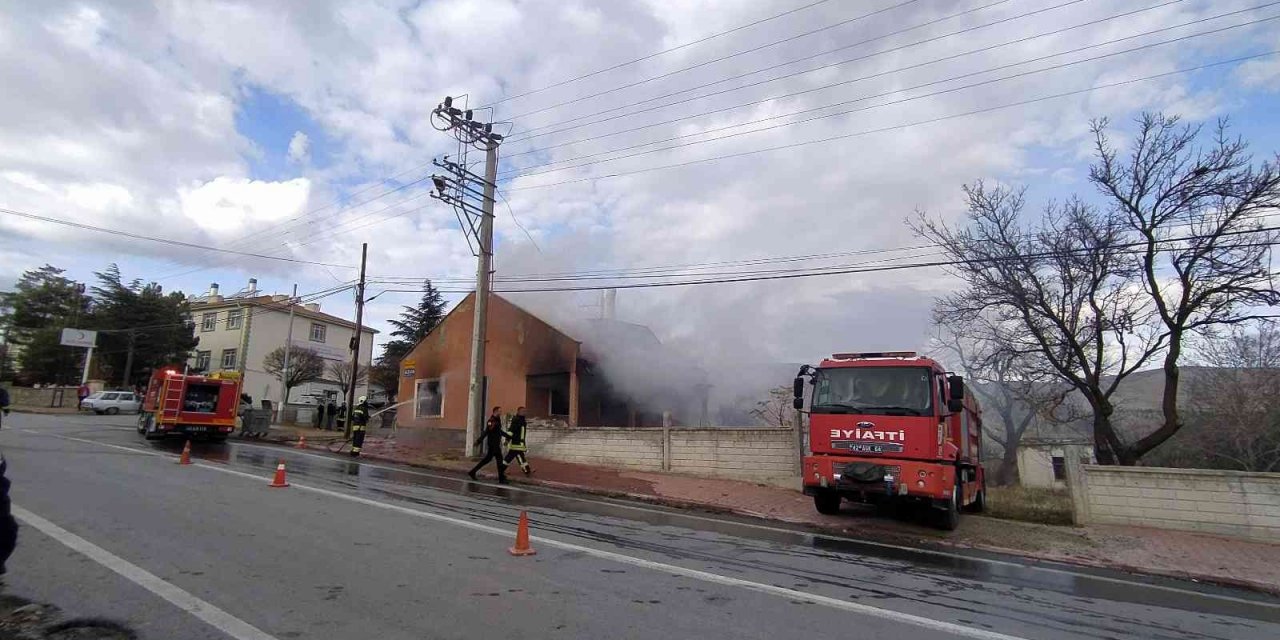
[396,292,709,444]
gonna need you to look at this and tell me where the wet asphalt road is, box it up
[1,413,1277,640]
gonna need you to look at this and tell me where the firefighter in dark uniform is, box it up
[0,387,16,575]
[503,406,531,475]
[349,396,370,457]
[468,406,509,484]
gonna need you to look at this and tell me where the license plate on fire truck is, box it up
[834,442,904,453]
[185,426,208,433]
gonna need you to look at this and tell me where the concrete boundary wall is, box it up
[527,426,798,482]
[1067,460,1280,542]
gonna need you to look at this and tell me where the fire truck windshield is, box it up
[811,366,934,416]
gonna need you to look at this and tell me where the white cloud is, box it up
[287,131,310,164]
[179,177,311,234]
[1,0,1276,366]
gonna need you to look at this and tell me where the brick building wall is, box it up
[1068,463,1280,542]
[397,293,580,430]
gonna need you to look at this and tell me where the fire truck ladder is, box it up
[160,377,185,422]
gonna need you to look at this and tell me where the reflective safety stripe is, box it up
[508,443,527,451]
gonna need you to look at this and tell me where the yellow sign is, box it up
[401,360,416,369]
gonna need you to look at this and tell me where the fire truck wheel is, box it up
[937,480,961,531]
[813,490,842,515]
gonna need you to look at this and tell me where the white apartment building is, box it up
[186,280,376,410]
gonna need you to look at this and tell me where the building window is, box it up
[310,323,326,343]
[194,351,211,371]
[221,348,237,370]
[226,309,243,330]
[201,312,217,332]
[550,388,570,416]
[415,379,443,418]
[1051,456,1066,481]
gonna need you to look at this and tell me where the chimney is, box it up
[247,278,258,295]
[209,283,219,297]
[304,303,320,312]
[604,289,617,320]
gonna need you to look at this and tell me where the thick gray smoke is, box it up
[494,233,936,426]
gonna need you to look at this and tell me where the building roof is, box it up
[190,295,378,334]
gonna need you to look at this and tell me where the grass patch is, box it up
[985,485,1074,526]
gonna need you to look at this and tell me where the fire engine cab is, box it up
[137,368,243,442]
[794,351,985,530]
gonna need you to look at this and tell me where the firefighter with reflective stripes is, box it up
[349,396,370,457]
[503,406,531,475]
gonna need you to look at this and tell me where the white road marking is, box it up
[221,437,1280,606]
[19,428,1026,640]
[12,505,277,640]
[22,425,1280,610]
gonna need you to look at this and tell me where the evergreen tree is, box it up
[383,280,447,361]
[372,280,448,402]
[0,265,90,384]
[89,264,199,388]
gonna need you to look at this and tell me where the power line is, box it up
[1,283,355,336]
[479,0,838,109]
[366,210,1278,287]
[501,14,1278,181]
[505,0,927,121]
[0,207,358,269]
[368,207,1280,283]
[505,51,1279,192]
[504,0,1087,143]
[366,208,1280,286]
[499,0,1196,164]
[373,227,1280,294]
[152,174,433,281]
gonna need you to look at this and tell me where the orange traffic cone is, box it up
[177,440,192,465]
[270,460,290,488]
[296,435,306,448]
[508,511,536,556]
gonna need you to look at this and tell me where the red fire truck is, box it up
[137,368,242,442]
[793,351,985,530]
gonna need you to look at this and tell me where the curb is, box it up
[259,441,1280,597]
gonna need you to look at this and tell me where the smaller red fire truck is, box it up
[794,351,985,530]
[137,368,242,442]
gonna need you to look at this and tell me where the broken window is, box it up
[416,379,443,418]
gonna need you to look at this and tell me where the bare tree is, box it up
[1164,326,1280,472]
[916,182,1166,464]
[263,346,324,405]
[328,360,368,400]
[749,385,794,428]
[931,321,1081,485]
[1089,114,1280,461]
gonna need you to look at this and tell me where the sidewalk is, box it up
[259,431,1280,595]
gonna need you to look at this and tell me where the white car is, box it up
[82,391,142,415]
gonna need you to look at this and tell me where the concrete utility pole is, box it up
[464,142,498,457]
[277,283,297,424]
[428,95,505,457]
[120,329,137,389]
[344,243,368,439]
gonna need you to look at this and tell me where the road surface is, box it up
[1,413,1276,640]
